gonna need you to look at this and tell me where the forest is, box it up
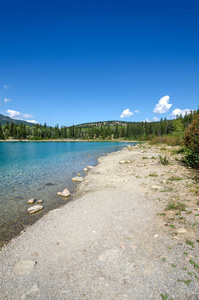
[0,109,198,143]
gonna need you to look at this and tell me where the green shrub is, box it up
[184,113,199,168]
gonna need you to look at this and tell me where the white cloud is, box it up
[27,120,38,124]
[170,108,191,118]
[134,110,140,113]
[6,109,34,120]
[120,108,134,118]
[152,116,160,122]
[4,85,10,90]
[153,95,172,114]
[4,98,11,103]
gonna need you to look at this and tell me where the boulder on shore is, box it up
[61,188,71,197]
[72,176,83,182]
[27,205,44,214]
[87,166,94,169]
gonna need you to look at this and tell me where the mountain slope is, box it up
[0,114,36,126]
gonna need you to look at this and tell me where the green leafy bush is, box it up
[184,113,199,168]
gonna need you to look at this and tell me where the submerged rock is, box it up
[61,188,71,197]
[27,198,36,204]
[27,205,44,214]
[45,182,55,186]
[72,177,83,182]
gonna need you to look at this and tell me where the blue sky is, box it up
[0,0,198,126]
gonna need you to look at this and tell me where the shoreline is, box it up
[0,138,141,142]
[1,143,199,299]
[0,142,135,248]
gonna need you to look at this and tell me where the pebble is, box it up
[151,185,163,190]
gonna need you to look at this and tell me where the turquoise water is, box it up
[0,141,136,246]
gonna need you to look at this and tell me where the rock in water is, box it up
[61,188,71,197]
[27,198,36,204]
[57,192,62,196]
[72,177,83,182]
[87,166,94,169]
[27,205,44,214]
[37,199,43,203]
[83,167,88,172]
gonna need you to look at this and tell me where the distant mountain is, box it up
[75,120,134,128]
[0,114,36,127]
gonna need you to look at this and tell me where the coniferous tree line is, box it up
[0,110,198,141]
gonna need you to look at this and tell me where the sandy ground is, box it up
[0,143,199,300]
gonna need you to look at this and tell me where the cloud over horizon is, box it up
[120,108,134,118]
[152,116,160,121]
[6,109,38,123]
[170,108,191,118]
[153,95,172,114]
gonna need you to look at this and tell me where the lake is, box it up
[0,141,136,246]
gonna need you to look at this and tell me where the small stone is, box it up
[14,260,37,275]
[57,192,62,196]
[175,228,188,234]
[28,205,44,214]
[119,160,130,164]
[72,177,83,182]
[61,188,71,197]
[83,168,88,172]
[29,282,40,293]
[137,164,144,167]
[87,166,94,169]
[120,242,125,250]
[77,173,81,176]
[151,185,163,190]
[154,234,159,238]
[27,198,36,204]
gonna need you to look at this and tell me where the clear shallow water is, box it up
[0,141,136,246]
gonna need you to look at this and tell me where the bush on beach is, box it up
[183,113,199,169]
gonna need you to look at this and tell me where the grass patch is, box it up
[142,156,149,159]
[189,260,199,269]
[149,173,158,177]
[171,264,176,268]
[160,294,169,300]
[169,176,183,181]
[177,279,191,285]
[158,155,170,165]
[166,200,187,211]
[186,240,194,247]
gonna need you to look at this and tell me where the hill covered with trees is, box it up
[0,110,197,142]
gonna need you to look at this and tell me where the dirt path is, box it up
[1,144,199,299]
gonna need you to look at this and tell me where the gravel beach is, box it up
[1,144,199,300]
